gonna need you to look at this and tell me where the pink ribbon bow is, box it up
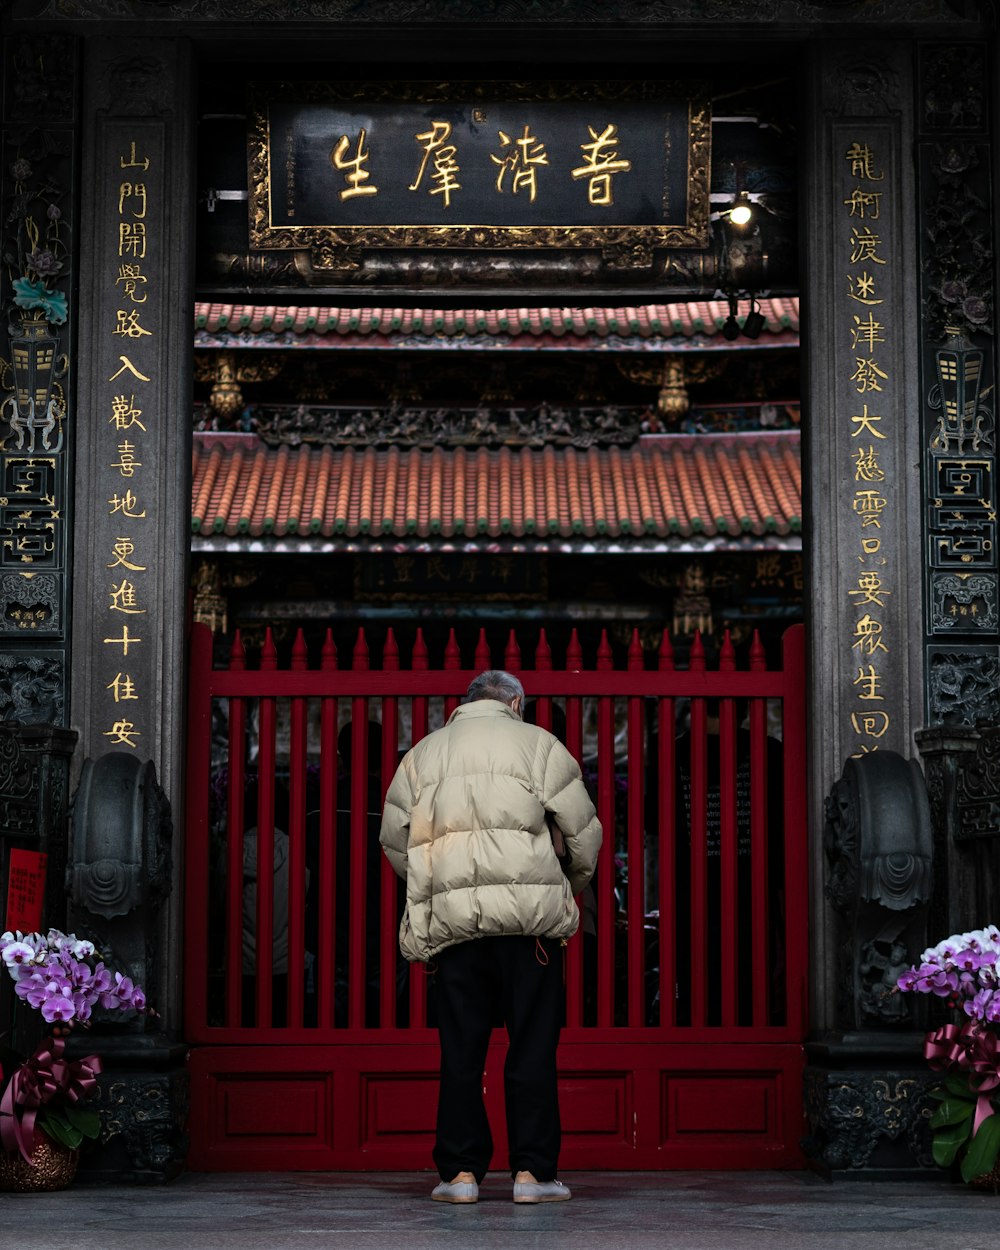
[925,1021,1000,1136]
[0,1037,102,1163]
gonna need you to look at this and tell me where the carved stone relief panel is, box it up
[918,44,998,723]
[926,645,1000,727]
[1,35,76,725]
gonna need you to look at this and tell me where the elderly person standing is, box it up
[380,669,602,1205]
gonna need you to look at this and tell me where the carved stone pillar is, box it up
[71,35,194,1029]
[803,36,926,1019]
[802,38,931,1175]
[66,36,194,1183]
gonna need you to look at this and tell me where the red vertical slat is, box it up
[504,628,521,673]
[534,629,553,731]
[409,629,429,1028]
[564,628,584,1028]
[718,630,738,1028]
[657,630,676,1028]
[224,631,246,1030]
[782,624,809,1034]
[380,629,400,1029]
[688,632,708,1029]
[349,628,370,1030]
[287,628,308,1028]
[318,629,338,1030]
[183,622,215,1038]
[255,627,278,1030]
[596,629,616,1029]
[443,628,461,718]
[749,630,770,1026]
[474,627,490,672]
[626,630,645,1028]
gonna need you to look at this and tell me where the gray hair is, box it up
[465,669,525,707]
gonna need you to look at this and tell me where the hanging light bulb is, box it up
[728,190,753,226]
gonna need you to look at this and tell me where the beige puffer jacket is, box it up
[379,699,603,962]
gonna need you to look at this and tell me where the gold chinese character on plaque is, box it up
[490,125,548,202]
[409,122,461,207]
[571,123,632,206]
[330,129,378,201]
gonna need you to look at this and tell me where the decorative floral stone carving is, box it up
[803,1068,935,1172]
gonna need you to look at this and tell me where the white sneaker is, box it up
[513,1170,571,1203]
[431,1171,479,1203]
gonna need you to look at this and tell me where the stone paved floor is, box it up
[7,1171,1000,1250]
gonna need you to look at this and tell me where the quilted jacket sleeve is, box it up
[379,757,413,880]
[541,738,603,896]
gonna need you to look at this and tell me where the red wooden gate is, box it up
[184,622,808,1170]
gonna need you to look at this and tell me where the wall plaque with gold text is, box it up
[248,81,710,252]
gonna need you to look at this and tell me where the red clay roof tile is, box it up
[191,432,801,546]
[194,299,799,348]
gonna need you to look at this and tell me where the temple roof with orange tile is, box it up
[194,298,799,351]
[191,430,801,553]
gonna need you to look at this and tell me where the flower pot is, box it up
[969,1163,1000,1194]
[0,1134,79,1192]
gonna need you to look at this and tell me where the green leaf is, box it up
[961,1113,1000,1183]
[932,1119,973,1168]
[930,1097,976,1128]
[64,1104,101,1140]
[946,1072,977,1098]
[37,1111,82,1151]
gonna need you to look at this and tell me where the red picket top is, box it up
[689,630,706,671]
[444,629,462,716]
[383,627,400,670]
[229,629,246,671]
[474,628,491,671]
[535,628,553,670]
[261,626,277,670]
[291,628,308,670]
[658,629,675,671]
[566,627,583,671]
[720,628,736,672]
[352,626,370,670]
[412,627,429,669]
[596,628,613,670]
[627,628,643,670]
[504,628,521,672]
[320,627,337,670]
[750,628,767,671]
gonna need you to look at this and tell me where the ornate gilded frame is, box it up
[247,79,711,254]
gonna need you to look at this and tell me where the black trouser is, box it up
[432,935,563,1185]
